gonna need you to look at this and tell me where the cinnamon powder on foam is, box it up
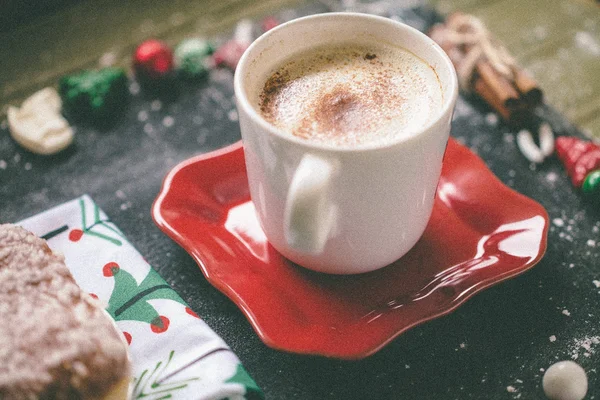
[259,43,443,147]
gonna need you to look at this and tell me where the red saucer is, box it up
[152,138,549,359]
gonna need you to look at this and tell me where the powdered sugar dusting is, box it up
[570,336,600,360]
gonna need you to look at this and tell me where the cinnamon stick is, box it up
[428,13,544,124]
[475,61,521,110]
[513,68,543,106]
[474,77,510,121]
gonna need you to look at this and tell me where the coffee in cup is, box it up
[258,42,443,147]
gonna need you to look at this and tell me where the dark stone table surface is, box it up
[1,2,598,399]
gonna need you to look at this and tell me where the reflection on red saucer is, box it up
[152,138,549,359]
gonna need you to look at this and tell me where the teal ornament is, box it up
[59,67,129,122]
[174,38,214,80]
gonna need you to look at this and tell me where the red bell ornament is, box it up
[555,136,600,188]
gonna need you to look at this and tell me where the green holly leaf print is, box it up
[225,364,264,400]
[104,261,186,331]
[132,350,199,400]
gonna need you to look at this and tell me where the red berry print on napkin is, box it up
[103,261,120,277]
[123,331,132,345]
[150,316,170,333]
[185,307,200,318]
[69,229,84,242]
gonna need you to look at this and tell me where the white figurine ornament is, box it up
[7,87,74,155]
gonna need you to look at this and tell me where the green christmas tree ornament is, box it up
[582,169,600,202]
[59,67,129,122]
[174,38,214,79]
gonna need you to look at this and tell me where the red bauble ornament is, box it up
[213,40,248,70]
[555,136,600,188]
[261,16,280,32]
[133,39,174,80]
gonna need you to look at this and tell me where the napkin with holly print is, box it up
[17,195,262,400]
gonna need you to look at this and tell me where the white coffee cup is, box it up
[234,12,458,274]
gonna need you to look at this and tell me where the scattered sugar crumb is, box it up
[227,109,239,121]
[138,110,148,122]
[144,123,154,134]
[593,280,600,288]
[562,309,571,317]
[24,162,32,171]
[508,170,516,178]
[115,190,126,199]
[569,263,575,268]
[550,335,557,342]
[504,133,514,143]
[507,386,517,393]
[405,364,410,369]
[540,368,545,372]
[546,172,558,182]
[460,342,466,349]
[129,82,140,95]
[570,336,600,360]
[485,112,498,125]
[99,51,117,67]
[14,153,21,163]
[0,160,6,169]
[162,116,175,128]
[151,99,162,111]
[587,239,596,247]
[120,202,132,211]
[593,226,599,233]
[515,379,523,384]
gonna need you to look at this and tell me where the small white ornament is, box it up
[542,360,587,400]
[7,87,73,155]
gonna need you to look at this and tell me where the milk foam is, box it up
[259,42,443,147]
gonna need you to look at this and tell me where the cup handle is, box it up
[284,154,336,255]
